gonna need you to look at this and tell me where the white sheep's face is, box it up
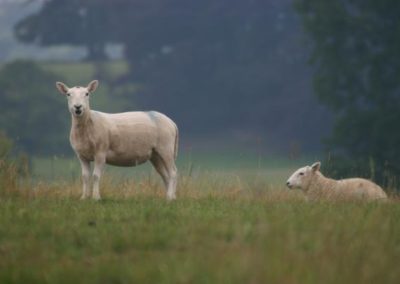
[286,162,321,190]
[56,80,98,117]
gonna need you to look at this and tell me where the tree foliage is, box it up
[14,0,116,60]
[295,0,400,181]
[0,60,69,155]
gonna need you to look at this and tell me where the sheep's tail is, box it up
[174,124,179,161]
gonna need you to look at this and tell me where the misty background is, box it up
[0,0,399,183]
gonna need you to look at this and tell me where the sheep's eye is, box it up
[299,172,304,176]
[85,92,89,96]
[66,93,70,97]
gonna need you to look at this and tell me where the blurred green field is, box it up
[31,152,313,187]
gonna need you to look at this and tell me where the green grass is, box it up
[0,172,400,284]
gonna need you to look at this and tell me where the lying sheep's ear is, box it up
[87,80,99,93]
[311,162,321,172]
[56,81,69,95]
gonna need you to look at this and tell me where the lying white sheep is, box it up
[56,80,178,201]
[286,162,387,201]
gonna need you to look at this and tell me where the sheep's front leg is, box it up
[92,154,106,201]
[79,157,91,200]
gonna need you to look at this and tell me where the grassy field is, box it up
[1,160,400,284]
[31,151,314,182]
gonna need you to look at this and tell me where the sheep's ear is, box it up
[56,82,69,95]
[87,80,99,93]
[311,162,321,172]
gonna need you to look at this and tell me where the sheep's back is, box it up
[338,178,387,200]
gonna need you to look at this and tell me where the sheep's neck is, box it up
[71,111,92,131]
[306,172,336,197]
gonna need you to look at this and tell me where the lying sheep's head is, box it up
[286,162,321,190]
[56,80,99,117]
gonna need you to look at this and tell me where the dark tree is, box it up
[14,0,117,60]
[295,0,400,182]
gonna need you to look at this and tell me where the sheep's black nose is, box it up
[74,104,82,109]
[286,181,290,186]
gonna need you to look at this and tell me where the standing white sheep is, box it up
[286,162,387,201]
[56,80,179,200]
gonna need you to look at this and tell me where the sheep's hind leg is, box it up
[151,151,177,200]
[166,164,177,201]
[150,153,169,189]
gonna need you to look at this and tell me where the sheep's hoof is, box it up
[80,195,89,200]
[167,194,176,201]
[92,195,102,201]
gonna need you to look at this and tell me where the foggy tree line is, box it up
[2,0,400,182]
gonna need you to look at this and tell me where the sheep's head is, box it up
[286,162,321,190]
[56,80,99,117]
